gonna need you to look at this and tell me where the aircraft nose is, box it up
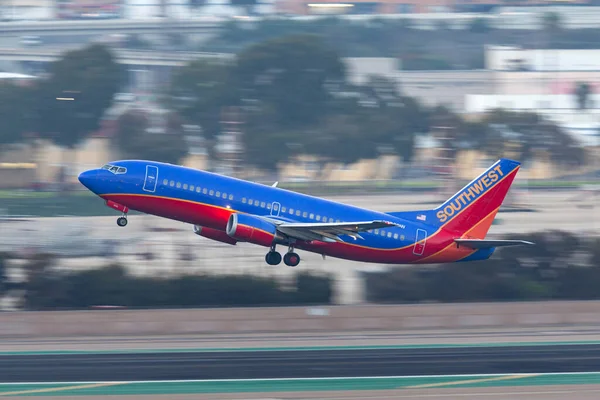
[78,169,98,189]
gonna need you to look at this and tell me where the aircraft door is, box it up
[143,165,159,193]
[270,202,281,217]
[413,228,427,256]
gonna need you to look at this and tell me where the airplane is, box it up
[77,158,533,267]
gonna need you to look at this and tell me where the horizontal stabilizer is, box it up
[454,239,534,249]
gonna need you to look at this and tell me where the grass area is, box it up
[0,193,139,217]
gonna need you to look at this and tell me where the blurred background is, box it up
[1,0,600,398]
[0,0,599,310]
[0,0,600,400]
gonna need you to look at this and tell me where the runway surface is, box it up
[4,344,600,383]
[3,375,600,398]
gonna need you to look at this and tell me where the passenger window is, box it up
[209,190,214,195]
[296,210,301,216]
[394,233,399,239]
[203,188,207,194]
[196,187,201,193]
[229,194,233,200]
[222,193,227,199]
[242,198,247,203]
[163,179,168,185]
[282,207,287,213]
[176,182,181,188]
[302,212,308,218]
[316,215,321,221]
[309,213,314,219]
[267,203,272,209]
[387,232,392,238]
[260,202,266,208]
[170,180,175,187]
[375,229,379,234]
[190,185,195,191]
[216,191,220,197]
[183,184,188,190]
[336,219,341,223]
[401,235,405,240]
[289,208,294,214]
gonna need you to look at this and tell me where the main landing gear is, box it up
[265,245,300,267]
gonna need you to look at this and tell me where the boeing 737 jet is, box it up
[78,158,533,267]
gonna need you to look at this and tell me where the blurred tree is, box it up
[0,83,36,153]
[0,252,7,296]
[113,109,189,165]
[167,59,238,158]
[236,34,345,129]
[235,34,346,170]
[574,82,592,110]
[35,43,124,158]
[429,107,585,168]
[482,109,585,167]
[189,0,207,12]
[541,11,562,33]
[469,17,491,34]
[365,230,600,304]
[429,105,487,160]
[230,0,257,15]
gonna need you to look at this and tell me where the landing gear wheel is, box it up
[284,252,300,267]
[117,217,128,227]
[265,251,282,265]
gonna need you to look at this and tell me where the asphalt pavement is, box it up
[4,344,600,383]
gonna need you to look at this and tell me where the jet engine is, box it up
[193,225,238,245]
[225,213,284,247]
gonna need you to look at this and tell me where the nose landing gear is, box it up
[106,200,129,227]
[117,214,128,227]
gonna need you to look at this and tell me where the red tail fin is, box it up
[433,159,521,238]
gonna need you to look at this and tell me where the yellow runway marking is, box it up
[0,382,127,396]
[406,374,539,389]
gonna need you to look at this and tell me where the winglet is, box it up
[272,181,278,187]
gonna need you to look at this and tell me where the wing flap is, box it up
[277,220,400,243]
[455,239,534,249]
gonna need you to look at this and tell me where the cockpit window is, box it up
[102,164,127,175]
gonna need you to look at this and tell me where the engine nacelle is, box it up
[226,213,281,247]
[193,225,238,245]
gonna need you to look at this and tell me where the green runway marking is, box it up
[4,373,600,396]
[3,340,600,356]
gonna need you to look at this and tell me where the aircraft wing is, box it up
[273,220,400,243]
[454,239,534,249]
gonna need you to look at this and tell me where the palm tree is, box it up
[575,82,592,110]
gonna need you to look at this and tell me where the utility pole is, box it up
[432,125,455,202]
[217,106,244,178]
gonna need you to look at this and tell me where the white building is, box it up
[485,45,600,72]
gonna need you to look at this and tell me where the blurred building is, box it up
[0,72,36,85]
[463,46,600,147]
[277,0,592,15]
